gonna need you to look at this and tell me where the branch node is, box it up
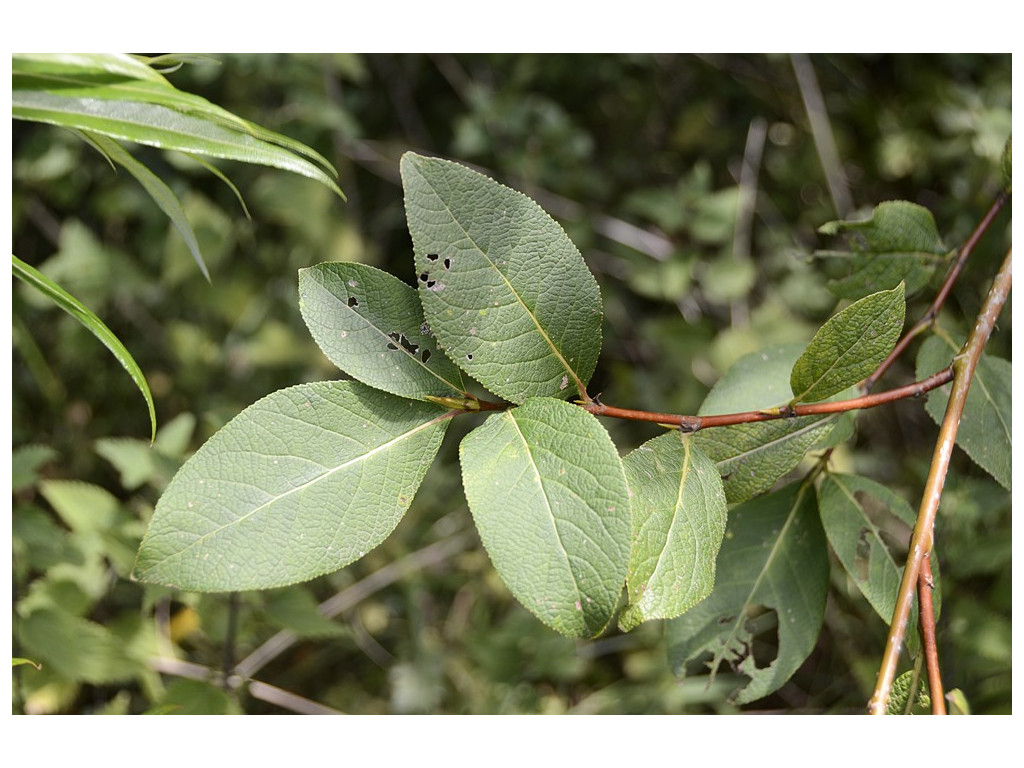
[677,417,702,434]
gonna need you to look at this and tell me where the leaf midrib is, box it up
[413,163,585,394]
[141,415,444,571]
[828,475,903,575]
[711,483,810,676]
[505,410,587,625]
[308,272,463,394]
[793,293,899,402]
[642,438,695,607]
[710,414,835,468]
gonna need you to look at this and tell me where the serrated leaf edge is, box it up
[404,154,597,397]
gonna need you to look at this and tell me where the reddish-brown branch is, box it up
[862,191,1009,391]
[918,558,946,715]
[576,367,953,432]
[868,248,1012,715]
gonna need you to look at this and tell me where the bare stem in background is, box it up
[147,533,471,713]
[731,116,767,327]
[147,656,344,715]
[868,248,1011,715]
[791,53,853,218]
[222,591,240,683]
[234,532,472,680]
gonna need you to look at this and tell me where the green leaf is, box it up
[790,283,905,403]
[96,414,196,492]
[459,398,630,638]
[12,255,157,441]
[261,587,347,639]
[947,688,972,715]
[79,132,210,280]
[133,381,449,591]
[817,201,948,299]
[13,53,339,179]
[154,412,197,456]
[13,90,343,199]
[887,670,932,715]
[818,473,935,625]
[299,262,465,400]
[619,432,727,631]
[696,419,835,505]
[185,153,252,220]
[95,438,157,491]
[149,679,243,715]
[916,335,1011,490]
[693,345,837,504]
[12,444,58,493]
[401,152,602,403]
[17,607,142,684]
[38,480,121,533]
[666,482,828,704]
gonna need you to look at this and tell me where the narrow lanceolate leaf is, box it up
[401,153,602,403]
[619,432,727,632]
[13,53,339,175]
[299,262,465,400]
[13,91,344,199]
[13,255,157,442]
[694,345,836,504]
[790,283,905,404]
[818,473,938,626]
[133,381,448,592]
[459,398,630,638]
[80,132,209,280]
[916,335,1011,490]
[666,483,828,705]
[816,201,949,300]
[13,53,169,84]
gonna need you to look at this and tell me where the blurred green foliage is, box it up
[12,53,1010,714]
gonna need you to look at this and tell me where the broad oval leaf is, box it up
[459,398,630,637]
[401,152,602,403]
[790,283,905,404]
[666,482,828,705]
[133,381,449,591]
[816,200,949,299]
[694,345,837,504]
[619,432,727,631]
[13,255,157,442]
[299,262,465,400]
[916,335,1012,490]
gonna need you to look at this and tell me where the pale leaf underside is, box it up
[133,381,448,591]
